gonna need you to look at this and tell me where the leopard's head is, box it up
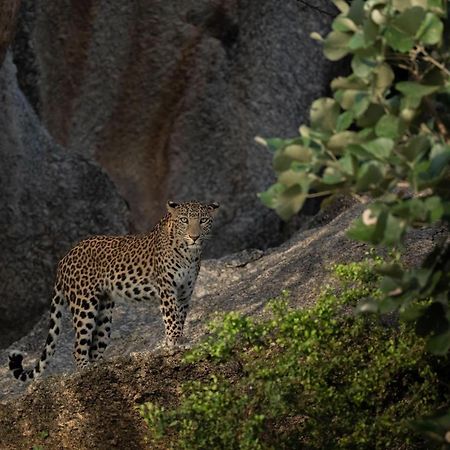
[167,200,219,247]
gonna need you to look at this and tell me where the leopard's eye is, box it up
[180,217,188,224]
[200,217,208,224]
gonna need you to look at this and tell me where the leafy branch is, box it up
[258,0,450,434]
[259,0,450,443]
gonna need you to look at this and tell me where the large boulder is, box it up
[0,0,20,66]
[0,54,129,348]
[12,0,339,256]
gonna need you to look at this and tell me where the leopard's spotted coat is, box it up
[9,201,219,382]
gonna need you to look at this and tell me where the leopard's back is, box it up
[57,234,160,303]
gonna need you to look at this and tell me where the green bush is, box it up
[140,260,450,449]
[257,0,450,359]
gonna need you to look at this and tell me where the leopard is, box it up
[9,200,219,382]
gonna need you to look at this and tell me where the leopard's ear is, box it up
[167,201,179,213]
[207,202,220,216]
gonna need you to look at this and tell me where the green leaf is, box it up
[372,63,395,98]
[356,103,385,128]
[338,153,355,175]
[332,0,350,13]
[336,111,355,131]
[393,6,427,34]
[279,169,312,189]
[393,198,427,221]
[380,276,400,295]
[347,217,377,242]
[273,150,294,172]
[310,98,340,132]
[427,329,450,355]
[310,32,323,41]
[371,8,387,26]
[362,16,379,45]
[322,166,346,184]
[264,138,287,151]
[360,137,394,160]
[357,126,376,140]
[382,213,406,245]
[351,55,377,78]
[299,125,311,138]
[425,196,444,222]
[335,89,369,112]
[384,7,427,52]
[378,296,400,313]
[375,115,401,138]
[426,0,446,14]
[397,135,430,162]
[284,145,313,163]
[348,31,368,50]
[356,162,384,190]
[279,169,301,188]
[331,75,367,91]
[38,430,49,439]
[392,0,427,12]
[327,131,360,152]
[332,16,358,33]
[332,75,368,91]
[347,0,365,25]
[275,185,308,221]
[416,12,444,45]
[429,144,450,178]
[323,31,352,61]
[352,93,371,117]
[396,81,440,98]
[347,143,372,160]
[401,302,427,321]
[258,183,285,208]
[384,27,414,52]
[347,207,387,244]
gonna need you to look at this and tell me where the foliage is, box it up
[257,0,450,355]
[31,430,48,450]
[414,410,450,446]
[140,261,450,449]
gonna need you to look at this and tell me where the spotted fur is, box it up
[9,201,219,382]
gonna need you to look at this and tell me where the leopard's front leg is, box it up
[159,288,184,348]
[175,271,197,342]
[177,294,192,336]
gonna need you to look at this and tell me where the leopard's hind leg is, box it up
[70,293,99,369]
[90,293,114,362]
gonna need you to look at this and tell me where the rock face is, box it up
[12,0,338,256]
[0,54,129,348]
[0,0,342,353]
[0,0,20,66]
[0,202,444,449]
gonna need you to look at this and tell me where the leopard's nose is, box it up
[189,234,200,242]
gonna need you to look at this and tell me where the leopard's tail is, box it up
[9,290,65,382]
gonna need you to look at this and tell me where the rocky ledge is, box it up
[0,201,444,449]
